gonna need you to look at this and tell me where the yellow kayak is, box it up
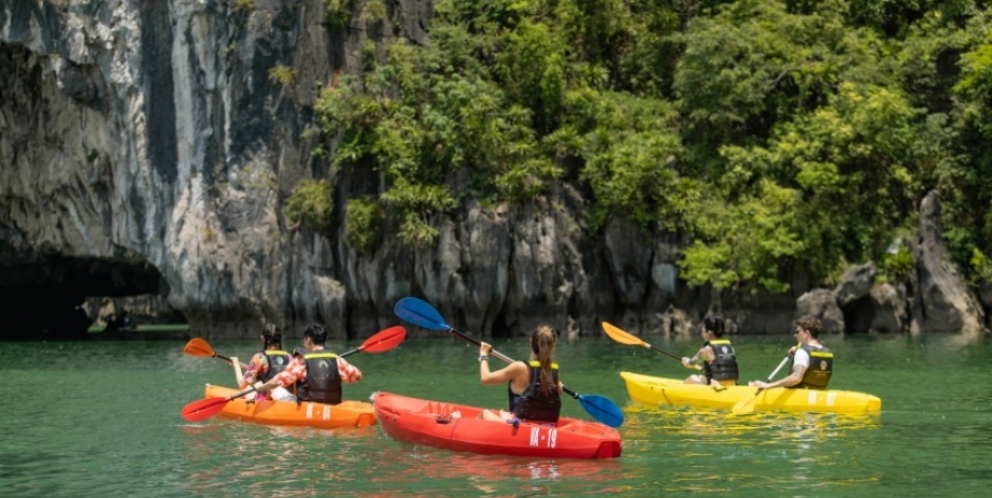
[620,372,882,414]
[203,384,377,428]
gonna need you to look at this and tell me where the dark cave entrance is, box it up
[0,255,185,340]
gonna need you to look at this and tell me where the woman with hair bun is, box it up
[230,324,293,401]
[681,315,739,387]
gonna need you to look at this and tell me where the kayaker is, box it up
[244,324,363,405]
[230,324,293,402]
[681,315,739,387]
[749,315,833,390]
[478,325,563,424]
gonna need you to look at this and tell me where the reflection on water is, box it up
[619,403,885,494]
[6,336,992,496]
[368,442,626,496]
[623,403,881,437]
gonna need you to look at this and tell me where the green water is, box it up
[1,332,990,497]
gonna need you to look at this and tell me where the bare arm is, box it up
[479,341,528,391]
[752,365,805,389]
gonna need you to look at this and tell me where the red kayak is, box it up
[371,392,622,459]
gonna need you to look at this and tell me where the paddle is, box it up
[183,337,246,367]
[180,325,407,422]
[394,297,624,428]
[602,321,701,371]
[730,352,793,415]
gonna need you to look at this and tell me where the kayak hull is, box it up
[203,384,376,428]
[620,372,882,414]
[371,391,622,459]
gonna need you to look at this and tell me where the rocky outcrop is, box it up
[912,191,985,334]
[796,289,845,333]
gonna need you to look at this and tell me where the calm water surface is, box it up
[1,331,990,497]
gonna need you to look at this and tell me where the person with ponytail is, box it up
[230,324,294,401]
[680,315,739,387]
[477,325,563,424]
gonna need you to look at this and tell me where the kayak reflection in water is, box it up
[245,324,363,405]
[478,325,563,425]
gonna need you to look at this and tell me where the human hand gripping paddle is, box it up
[179,325,407,422]
[730,350,794,415]
[393,297,624,428]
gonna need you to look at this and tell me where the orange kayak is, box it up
[372,391,622,459]
[203,384,376,428]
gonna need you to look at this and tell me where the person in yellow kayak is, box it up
[478,325,563,424]
[681,315,739,387]
[749,315,833,390]
[230,324,293,402]
[247,324,363,404]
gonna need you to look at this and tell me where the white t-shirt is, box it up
[793,348,810,370]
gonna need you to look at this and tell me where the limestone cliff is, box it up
[1,0,987,340]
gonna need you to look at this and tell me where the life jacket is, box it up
[509,360,562,423]
[703,339,738,383]
[793,343,833,390]
[260,350,291,383]
[293,347,342,404]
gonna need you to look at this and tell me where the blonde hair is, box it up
[530,325,558,395]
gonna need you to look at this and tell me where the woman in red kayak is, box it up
[478,325,563,424]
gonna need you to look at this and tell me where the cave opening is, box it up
[0,255,186,340]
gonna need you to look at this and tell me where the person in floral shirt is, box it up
[246,324,362,405]
[231,324,293,401]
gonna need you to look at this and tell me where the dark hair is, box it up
[704,315,726,338]
[303,324,327,345]
[795,315,822,338]
[530,326,558,396]
[261,324,282,349]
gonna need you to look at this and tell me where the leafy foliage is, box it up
[344,197,383,254]
[284,179,334,232]
[294,0,992,292]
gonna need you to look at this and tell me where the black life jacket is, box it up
[793,343,833,390]
[260,350,291,383]
[293,347,342,404]
[703,339,739,383]
[508,360,561,423]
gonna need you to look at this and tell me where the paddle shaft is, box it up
[734,354,792,408]
[766,354,792,381]
[444,327,584,400]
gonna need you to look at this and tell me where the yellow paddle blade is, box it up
[602,322,648,346]
[731,391,760,415]
[183,338,215,357]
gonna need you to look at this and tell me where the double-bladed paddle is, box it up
[180,325,407,422]
[394,297,624,428]
[730,351,793,415]
[602,321,702,371]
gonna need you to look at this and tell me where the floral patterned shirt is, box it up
[272,350,362,388]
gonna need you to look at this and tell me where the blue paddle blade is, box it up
[394,297,450,331]
[577,394,625,428]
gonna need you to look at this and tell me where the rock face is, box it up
[912,192,985,334]
[1,3,987,340]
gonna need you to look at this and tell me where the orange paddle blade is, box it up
[183,338,216,358]
[360,326,407,353]
[180,397,229,422]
